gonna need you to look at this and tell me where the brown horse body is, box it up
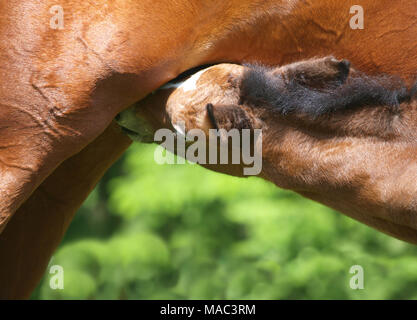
[0,0,416,298]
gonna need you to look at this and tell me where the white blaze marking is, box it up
[160,67,213,92]
[179,69,207,92]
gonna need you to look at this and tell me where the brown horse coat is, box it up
[1,0,416,298]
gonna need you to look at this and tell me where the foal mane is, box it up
[240,64,417,117]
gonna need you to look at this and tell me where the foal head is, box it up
[116,56,351,140]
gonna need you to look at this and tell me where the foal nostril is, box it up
[338,59,351,74]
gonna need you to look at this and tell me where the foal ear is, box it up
[274,56,351,89]
[205,103,253,131]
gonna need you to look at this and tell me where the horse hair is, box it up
[240,64,417,117]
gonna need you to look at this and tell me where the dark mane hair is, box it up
[240,64,417,117]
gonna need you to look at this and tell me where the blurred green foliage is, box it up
[32,143,417,299]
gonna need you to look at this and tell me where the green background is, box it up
[32,143,417,299]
